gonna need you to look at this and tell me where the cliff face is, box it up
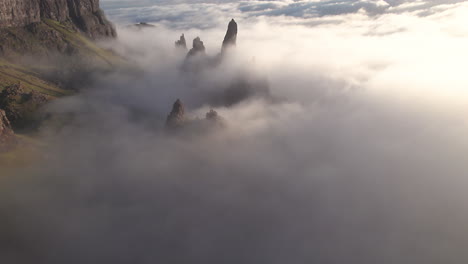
[0,0,115,38]
[0,0,41,27]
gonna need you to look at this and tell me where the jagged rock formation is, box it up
[205,109,225,127]
[0,83,50,130]
[187,37,206,57]
[0,109,17,151]
[165,99,186,129]
[181,36,208,72]
[222,19,237,53]
[205,109,218,120]
[183,19,237,70]
[165,99,226,133]
[179,19,271,106]
[0,0,122,95]
[0,0,116,39]
[126,22,156,30]
[175,34,187,50]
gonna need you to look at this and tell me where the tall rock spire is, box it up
[187,37,206,57]
[175,34,187,50]
[165,99,186,129]
[222,19,237,53]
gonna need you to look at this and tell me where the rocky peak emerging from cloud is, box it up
[175,34,187,50]
[165,99,226,133]
[205,109,224,127]
[179,19,271,106]
[222,19,237,53]
[165,99,186,129]
[183,19,238,67]
[127,22,156,30]
[187,37,206,57]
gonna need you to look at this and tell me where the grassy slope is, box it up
[0,59,70,97]
[0,19,124,96]
[0,19,125,165]
[43,19,123,66]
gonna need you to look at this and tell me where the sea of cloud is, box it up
[1,0,468,263]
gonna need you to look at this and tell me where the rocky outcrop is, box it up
[187,37,206,57]
[0,83,50,130]
[165,99,186,129]
[205,109,224,127]
[222,19,237,53]
[127,22,156,30]
[179,19,270,106]
[0,0,120,94]
[165,99,226,133]
[0,109,17,151]
[175,34,187,50]
[0,0,115,39]
[0,0,41,28]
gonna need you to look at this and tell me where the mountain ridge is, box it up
[0,0,121,152]
[0,0,115,38]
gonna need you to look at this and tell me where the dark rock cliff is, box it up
[0,0,115,39]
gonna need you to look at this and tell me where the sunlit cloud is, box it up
[2,0,468,263]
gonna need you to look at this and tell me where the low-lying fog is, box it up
[2,1,468,263]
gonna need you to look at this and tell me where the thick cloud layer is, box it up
[2,1,468,263]
[102,0,468,28]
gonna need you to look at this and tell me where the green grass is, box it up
[0,19,127,98]
[43,19,124,66]
[0,59,71,97]
[0,19,133,164]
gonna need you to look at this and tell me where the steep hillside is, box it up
[0,0,122,155]
[0,0,121,94]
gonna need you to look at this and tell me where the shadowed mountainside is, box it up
[0,0,122,99]
[0,0,121,151]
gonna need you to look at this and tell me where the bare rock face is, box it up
[0,109,17,151]
[0,83,50,130]
[0,0,116,39]
[0,0,41,27]
[165,99,186,129]
[63,0,116,39]
[187,37,206,57]
[175,34,187,50]
[221,19,237,53]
